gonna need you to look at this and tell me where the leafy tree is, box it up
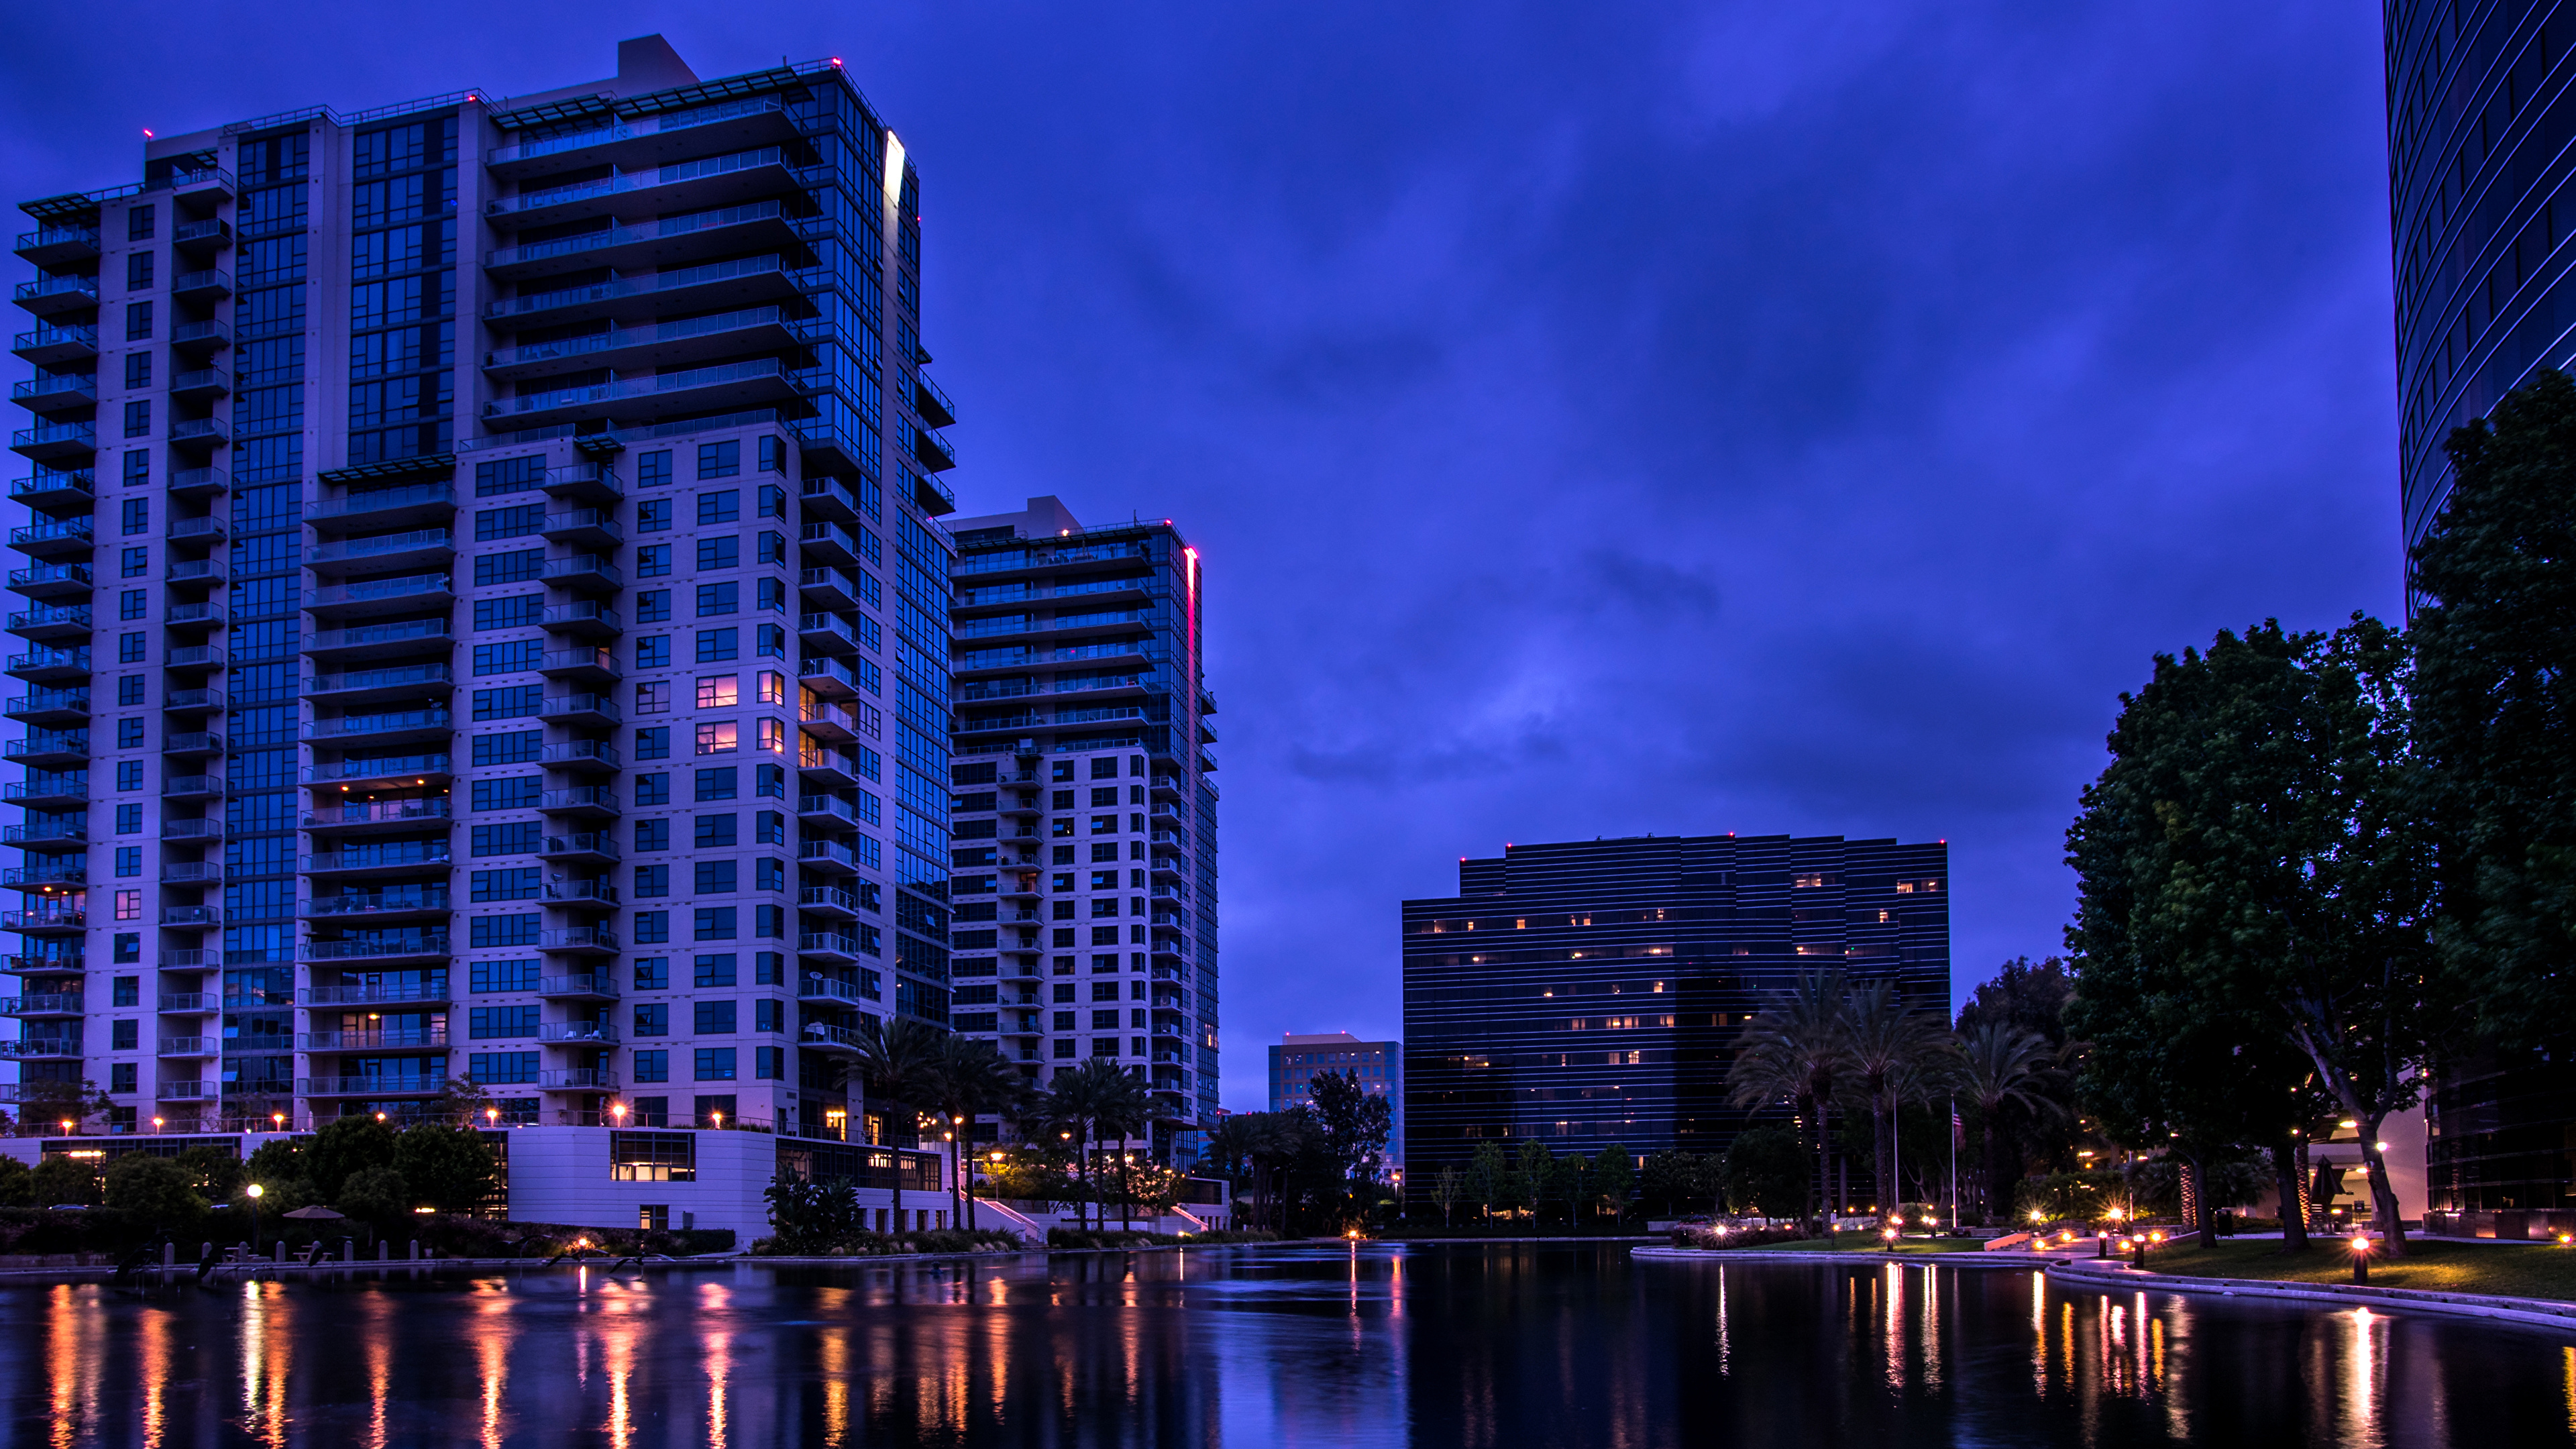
[2412,368,2576,1052]
[1726,971,1850,1226]
[337,1165,411,1238]
[1514,1140,1552,1230]
[29,1155,97,1207]
[1593,1145,1635,1227]
[1722,1126,1811,1218]
[1429,1166,1463,1228]
[1640,1150,1719,1218]
[172,1144,245,1203]
[1307,1070,1395,1188]
[241,1137,311,1203]
[308,1115,399,1204]
[431,1075,494,1128]
[103,1155,205,1226]
[15,1079,113,1134]
[392,1124,500,1214]
[765,1173,863,1250]
[1466,1141,1509,1224]
[0,1154,32,1208]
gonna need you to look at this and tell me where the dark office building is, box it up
[2385,3,2576,1223]
[1401,833,1948,1182]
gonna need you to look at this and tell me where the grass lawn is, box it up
[2132,1236,2576,1302]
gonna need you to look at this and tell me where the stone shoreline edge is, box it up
[1631,1244,2576,1334]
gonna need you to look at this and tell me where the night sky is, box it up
[0,3,2403,1113]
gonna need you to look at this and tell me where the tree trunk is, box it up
[961,1112,977,1232]
[2188,1158,2216,1249]
[2270,1139,2308,1251]
[2357,1118,2408,1258]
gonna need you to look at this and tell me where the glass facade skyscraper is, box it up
[1,36,960,1150]
[1402,833,1949,1188]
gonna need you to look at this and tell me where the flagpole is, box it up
[1947,1097,1957,1232]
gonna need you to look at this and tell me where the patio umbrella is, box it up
[282,1205,346,1220]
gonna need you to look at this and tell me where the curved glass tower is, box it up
[2388,3,2576,549]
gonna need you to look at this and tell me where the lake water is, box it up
[4,1244,2573,1447]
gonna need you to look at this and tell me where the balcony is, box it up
[798,747,861,790]
[535,833,619,865]
[168,366,230,406]
[165,559,220,587]
[538,1068,619,1091]
[162,645,225,674]
[800,699,860,743]
[537,1022,621,1046]
[11,323,97,366]
[801,1021,864,1055]
[10,421,95,466]
[796,792,857,826]
[539,462,625,505]
[163,602,221,633]
[485,358,800,429]
[539,601,622,641]
[541,879,620,908]
[303,619,453,663]
[304,527,453,576]
[911,425,957,474]
[537,786,621,821]
[796,611,859,656]
[0,992,83,1017]
[13,274,99,318]
[303,708,453,749]
[7,645,89,684]
[301,798,454,834]
[159,165,235,204]
[160,862,221,887]
[170,319,229,355]
[156,1036,220,1059]
[159,818,222,843]
[914,371,958,429]
[170,268,231,305]
[299,1076,445,1098]
[1,821,87,850]
[302,752,452,790]
[2,953,81,975]
[305,663,453,706]
[166,420,227,457]
[162,774,224,801]
[797,886,862,920]
[166,515,225,545]
[1,862,85,891]
[155,729,221,761]
[483,254,800,331]
[6,562,90,602]
[308,482,455,535]
[0,1038,82,1060]
[798,521,859,566]
[796,972,870,1005]
[9,470,94,514]
[158,993,219,1013]
[482,202,800,282]
[154,1081,216,1101]
[487,311,799,386]
[4,731,86,769]
[540,554,621,593]
[3,773,87,809]
[796,655,858,700]
[167,464,227,500]
[302,842,453,877]
[2,690,86,727]
[797,566,860,611]
[539,739,620,773]
[539,927,619,956]
[11,374,96,418]
[300,943,452,975]
[0,908,83,934]
[798,839,861,877]
[537,692,620,728]
[171,217,231,257]
[484,96,798,179]
[486,145,797,229]
[537,973,621,1002]
[539,648,621,687]
[537,508,623,549]
[5,604,89,644]
[298,1030,449,1053]
[15,225,100,268]
[302,891,452,924]
[160,906,220,926]
[307,572,453,620]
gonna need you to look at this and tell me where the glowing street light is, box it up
[246,1183,264,1256]
[2349,1232,2374,1283]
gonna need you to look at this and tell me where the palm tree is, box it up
[1841,979,1953,1218]
[1043,1061,1147,1230]
[921,1036,1029,1232]
[836,1014,945,1230]
[1955,1020,2067,1222]
[1727,969,1850,1229]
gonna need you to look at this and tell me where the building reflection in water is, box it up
[0,1246,2569,1446]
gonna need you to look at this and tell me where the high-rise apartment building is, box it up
[1,36,962,1164]
[1402,834,1948,1193]
[1269,1031,1402,1175]
[2385,3,2576,1226]
[940,496,1216,1164]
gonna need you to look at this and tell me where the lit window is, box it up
[696,675,739,710]
[635,680,669,714]
[757,718,786,753]
[696,721,739,755]
[115,890,140,920]
[755,670,786,705]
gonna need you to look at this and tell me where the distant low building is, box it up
[1403,833,1951,1193]
[1269,1032,1402,1178]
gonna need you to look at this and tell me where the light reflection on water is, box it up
[1,1245,2572,1446]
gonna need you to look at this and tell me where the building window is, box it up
[633,864,669,897]
[633,910,670,943]
[635,637,671,669]
[123,400,151,438]
[694,722,738,755]
[694,859,736,894]
[633,957,669,990]
[638,450,672,488]
[697,490,739,525]
[631,1051,669,1083]
[694,629,737,663]
[638,498,671,531]
[695,767,737,802]
[635,680,669,714]
[695,675,738,710]
[694,907,737,941]
[114,890,141,920]
[695,581,739,616]
[697,441,740,479]
[694,1047,737,1081]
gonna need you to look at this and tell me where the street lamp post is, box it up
[246,1183,264,1257]
[2350,1233,2373,1283]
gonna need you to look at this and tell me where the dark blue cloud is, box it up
[0,1,2401,1112]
